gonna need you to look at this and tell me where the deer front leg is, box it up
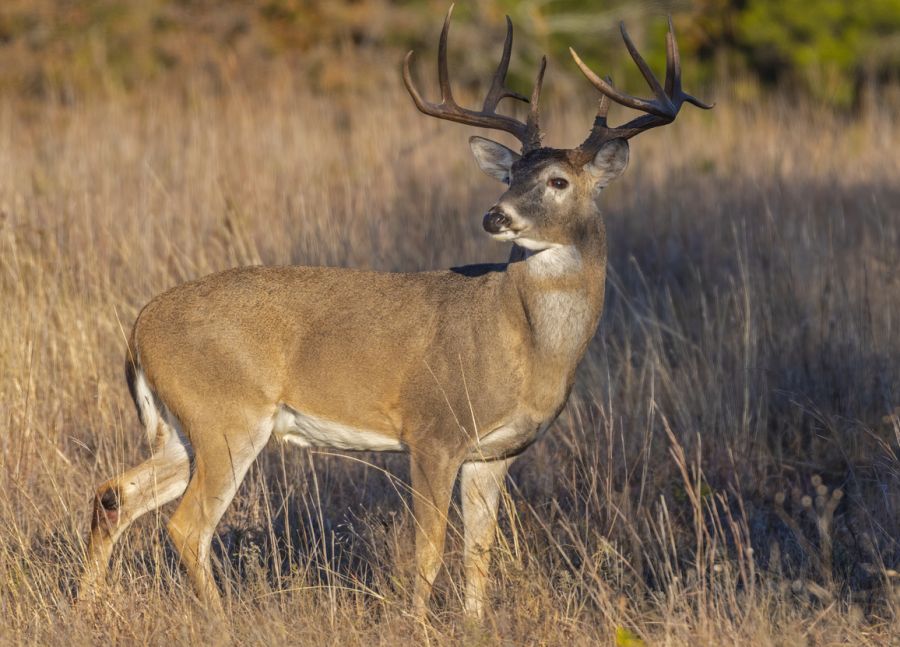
[460,458,513,617]
[409,448,460,618]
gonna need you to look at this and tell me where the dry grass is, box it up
[1,62,899,645]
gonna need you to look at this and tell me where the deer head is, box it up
[403,6,712,251]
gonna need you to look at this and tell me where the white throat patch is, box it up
[520,245,591,357]
[523,244,582,277]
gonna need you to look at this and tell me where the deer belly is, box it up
[273,405,405,452]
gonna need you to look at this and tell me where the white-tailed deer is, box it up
[79,7,710,618]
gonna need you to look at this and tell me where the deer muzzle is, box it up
[483,207,512,234]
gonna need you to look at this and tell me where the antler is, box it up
[403,4,547,153]
[569,17,713,164]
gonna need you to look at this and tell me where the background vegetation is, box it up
[0,1,899,645]
[2,0,900,105]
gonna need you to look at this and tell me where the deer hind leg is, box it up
[165,408,274,615]
[79,418,191,597]
[460,458,513,617]
[409,447,461,618]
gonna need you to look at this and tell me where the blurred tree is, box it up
[728,0,900,106]
[0,0,897,106]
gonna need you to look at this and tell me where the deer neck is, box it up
[507,223,607,363]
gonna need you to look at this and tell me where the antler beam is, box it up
[570,17,713,163]
[402,5,546,153]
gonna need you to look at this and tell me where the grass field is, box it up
[1,60,899,645]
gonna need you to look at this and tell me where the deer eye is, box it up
[548,177,569,190]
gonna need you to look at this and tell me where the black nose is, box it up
[483,207,511,234]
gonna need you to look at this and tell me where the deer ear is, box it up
[469,136,520,184]
[585,139,629,189]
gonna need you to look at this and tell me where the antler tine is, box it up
[523,56,547,152]
[683,93,714,110]
[570,15,713,161]
[597,81,611,122]
[573,76,615,162]
[402,7,546,152]
[482,16,529,112]
[663,16,714,110]
[618,22,673,112]
[437,5,454,104]
[569,47,671,118]
[664,16,678,97]
[402,51,429,114]
[529,57,547,120]
[592,74,614,127]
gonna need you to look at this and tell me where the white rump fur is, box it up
[132,365,191,457]
[132,368,161,445]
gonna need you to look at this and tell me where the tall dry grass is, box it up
[1,62,899,645]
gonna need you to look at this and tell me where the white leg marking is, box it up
[461,458,513,617]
